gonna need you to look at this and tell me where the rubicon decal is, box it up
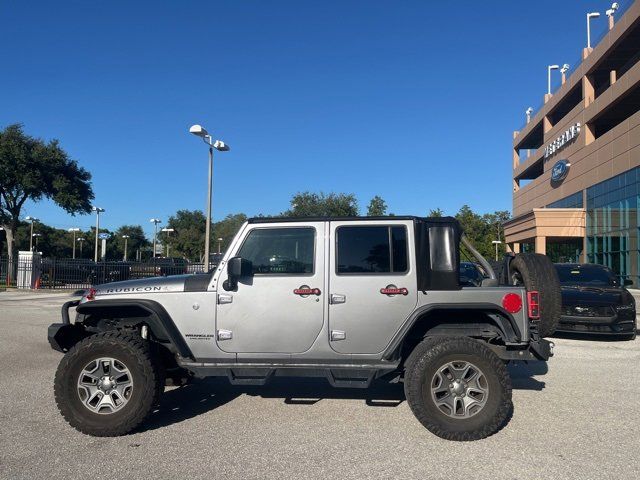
[98,286,164,294]
[380,285,409,296]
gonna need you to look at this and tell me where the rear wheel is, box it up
[404,336,512,441]
[54,331,163,436]
[509,253,561,337]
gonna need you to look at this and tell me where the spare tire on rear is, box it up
[508,253,561,338]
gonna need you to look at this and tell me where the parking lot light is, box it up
[32,233,42,250]
[77,237,86,258]
[547,65,559,95]
[492,240,502,261]
[68,228,81,259]
[122,235,130,261]
[189,124,231,272]
[91,207,105,262]
[150,219,162,259]
[161,228,175,257]
[587,12,601,49]
[25,216,39,251]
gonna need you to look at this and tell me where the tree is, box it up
[165,210,207,261]
[283,192,359,217]
[113,225,149,260]
[0,124,94,259]
[428,208,444,218]
[366,196,387,216]
[212,213,247,255]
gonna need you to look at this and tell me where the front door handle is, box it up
[330,293,346,304]
[218,294,233,305]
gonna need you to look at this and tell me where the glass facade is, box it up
[547,191,583,209]
[586,167,640,286]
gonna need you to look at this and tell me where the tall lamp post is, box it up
[217,237,223,254]
[32,233,42,251]
[161,228,175,257]
[25,216,39,251]
[122,235,130,261]
[91,206,105,262]
[547,64,559,95]
[77,237,85,258]
[492,240,502,262]
[586,12,601,50]
[150,219,162,259]
[189,124,230,272]
[68,228,80,259]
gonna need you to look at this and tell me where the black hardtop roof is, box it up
[247,215,458,224]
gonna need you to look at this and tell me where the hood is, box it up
[560,285,634,307]
[92,274,194,297]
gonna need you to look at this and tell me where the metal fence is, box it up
[0,256,206,290]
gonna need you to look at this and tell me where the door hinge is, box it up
[330,294,346,304]
[331,330,346,341]
[217,329,233,340]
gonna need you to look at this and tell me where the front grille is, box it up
[562,305,615,317]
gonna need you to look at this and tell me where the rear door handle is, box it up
[330,294,346,304]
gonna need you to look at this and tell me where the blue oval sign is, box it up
[551,159,570,182]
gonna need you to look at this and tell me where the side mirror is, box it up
[223,256,252,291]
[624,279,633,286]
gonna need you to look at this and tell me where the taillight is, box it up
[85,287,97,301]
[502,293,522,314]
[527,291,540,319]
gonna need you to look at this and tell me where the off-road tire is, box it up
[54,331,163,436]
[509,253,561,337]
[404,336,512,441]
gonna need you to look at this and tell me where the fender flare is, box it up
[76,299,194,360]
[382,302,522,361]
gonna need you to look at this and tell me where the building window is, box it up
[586,167,639,287]
[547,191,583,209]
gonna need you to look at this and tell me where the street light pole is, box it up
[78,237,85,258]
[547,65,559,95]
[150,219,162,259]
[92,207,105,262]
[587,12,601,49]
[122,235,130,261]
[68,228,80,259]
[492,240,503,261]
[161,228,175,257]
[189,124,230,272]
[25,216,39,251]
[33,233,42,250]
[217,237,223,254]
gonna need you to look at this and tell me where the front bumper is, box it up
[48,299,82,353]
[558,314,636,335]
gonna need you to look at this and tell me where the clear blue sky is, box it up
[0,0,622,238]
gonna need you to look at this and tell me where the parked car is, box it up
[459,262,484,287]
[130,257,188,278]
[554,263,637,339]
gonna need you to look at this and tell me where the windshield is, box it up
[554,264,615,286]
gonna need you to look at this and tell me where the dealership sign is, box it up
[551,159,570,182]
[544,123,580,159]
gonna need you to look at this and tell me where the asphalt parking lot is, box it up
[1,290,639,480]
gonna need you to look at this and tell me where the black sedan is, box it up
[554,263,637,340]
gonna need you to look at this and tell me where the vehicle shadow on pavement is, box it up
[138,377,405,432]
[139,366,542,432]
[507,361,547,391]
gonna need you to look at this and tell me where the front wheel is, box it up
[54,331,163,436]
[404,336,512,441]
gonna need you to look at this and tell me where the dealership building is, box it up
[504,1,640,285]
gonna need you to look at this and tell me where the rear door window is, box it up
[336,225,408,274]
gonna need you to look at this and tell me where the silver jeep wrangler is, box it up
[49,216,559,441]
